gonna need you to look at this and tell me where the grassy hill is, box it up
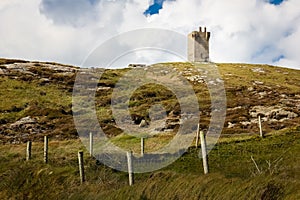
[0,58,300,199]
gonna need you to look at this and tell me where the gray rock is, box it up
[227,122,235,128]
[250,106,298,121]
[227,106,242,111]
[241,121,251,126]
[0,68,7,75]
[253,81,264,85]
[252,68,265,73]
[10,116,36,128]
[139,120,148,128]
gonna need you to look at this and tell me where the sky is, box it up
[0,0,299,69]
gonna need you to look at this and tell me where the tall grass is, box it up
[0,129,299,199]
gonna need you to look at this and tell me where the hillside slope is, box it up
[1,58,299,144]
[0,58,299,199]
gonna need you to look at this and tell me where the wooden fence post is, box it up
[26,141,32,161]
[258,115,263,138]
[195,123,200,148]
[200,131,209,174]
[127,151,134,186]
[44,136,48,163]
[141,138,144,156]
[89,132,93,157]
[78,151,85,184]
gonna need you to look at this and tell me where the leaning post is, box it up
[127,151,134,186]
[89,132,93,157]
[78,151,85,184]
[26,141,32,161]
[258,115,263,138]
[44,136,48,163]
[200,131,209,174]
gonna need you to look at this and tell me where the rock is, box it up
[5,64,27,72]
[139,120,148,128]
[273,110,298,120]
[258,91,267,98]
[39,78,50,84]
[0,68,7,75]
[128,64,147,68]
[55,72,73,77]
[41,64,76,73]
[8,116,45,137]
[253,81,264,85]
[2,62,77,81]
[208,80,216,85]
[280,94,287,98]
[97,86,111,91]
[250,106,298,121]
[241,121,251,126]
[10,116,36,128]
[216,78,224,83]
[252,68,265,73]
[186,75,205,83]
[227,122,235,128]
[247,87,254,91]
[227,106,242,111]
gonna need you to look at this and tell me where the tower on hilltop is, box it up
[188,27,210,62]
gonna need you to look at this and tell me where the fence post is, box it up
[127,151,134,186]
[195,123,200,148]
[258,115,263,138]
[89,132,93,157]
[78,151,85,184]
[141,138,144,156]
[44,136,48,163]
[26,141,32,161]
[200,131,209,174]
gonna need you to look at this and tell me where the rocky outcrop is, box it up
[227,105,299,130]
[0,62,77,86]
[249,106,298,121]
[0,116,47,144]
[10,116,37,128]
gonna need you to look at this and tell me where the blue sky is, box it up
[269,0,284,5]
[0,0,299,69]
[145,0,285,16]
[144,0,164,16]
[144,0,176,16]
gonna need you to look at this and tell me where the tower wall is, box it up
[188,27,210,62]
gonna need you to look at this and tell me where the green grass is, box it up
[110,132,176,153]
[0,128,299,199]
[0,77,71,122]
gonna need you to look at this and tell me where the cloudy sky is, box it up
[0,0,299,69]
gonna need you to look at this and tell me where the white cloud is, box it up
[0,0,299,69]
[152,0,300,68]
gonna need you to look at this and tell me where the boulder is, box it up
[139,120,148,128]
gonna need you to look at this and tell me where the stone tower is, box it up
[188,27,210,62]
